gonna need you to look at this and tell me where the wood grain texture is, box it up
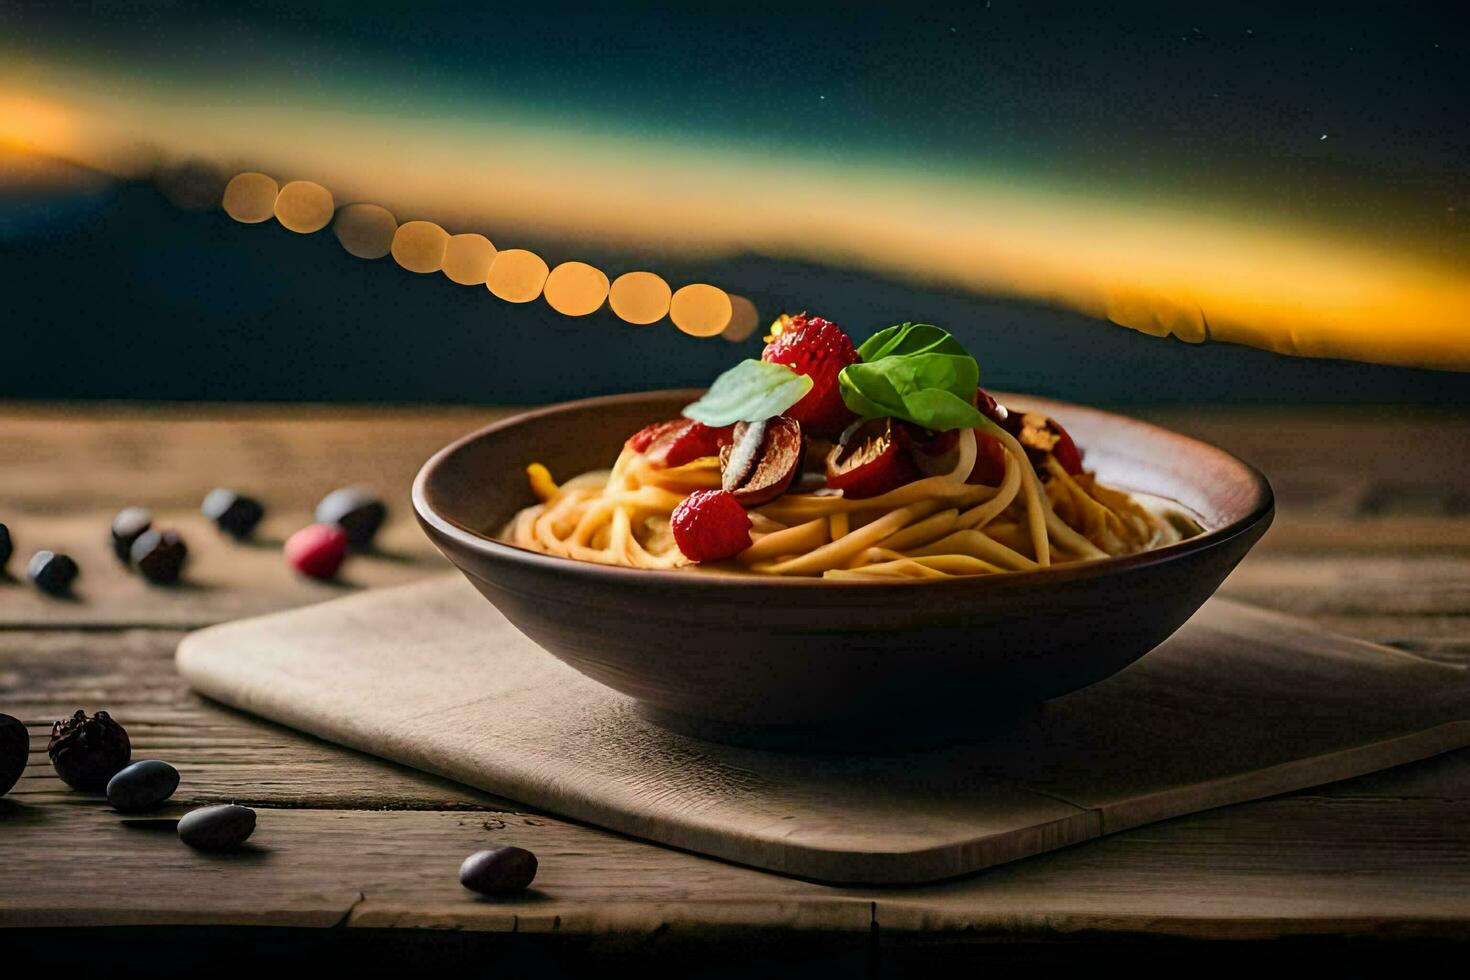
[175,576,1469,884]
[3,403,1469,943]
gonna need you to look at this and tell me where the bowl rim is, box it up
[413,389,1274,591]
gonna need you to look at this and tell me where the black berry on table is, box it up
[459,846,538,896]
[0,713,28,798]
[178,803,256,851]
[48,710,131,790]
[106,759,180,812]
[201,488,265,539]
[27,550,78,596]
[131,529,189,585]
[315,486,387,548]
[0,522,12,571]
[111,507,153,564]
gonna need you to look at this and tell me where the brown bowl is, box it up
[413,390,1272,749]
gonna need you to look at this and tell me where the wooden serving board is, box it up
[176,575,1470,885]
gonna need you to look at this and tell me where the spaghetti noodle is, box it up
[506,424,1188,579]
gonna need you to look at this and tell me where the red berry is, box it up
[761,314,858,437]
[285,523,348,579]
[670,490,752,563]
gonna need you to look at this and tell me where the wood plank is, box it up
[2,799,1468,939]
[0,629,511,811]
[0,404,497,515]
[7,509,1468,627]
[0,512,444,628]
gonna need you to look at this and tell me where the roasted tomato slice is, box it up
[826,418,920,499]
[1004,411,1084,475]
[633,419,734,467]
[906,423,1009,485]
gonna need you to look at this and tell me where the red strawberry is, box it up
[670,489,752,562]
[761,313,858,438]
[630,419,733,467]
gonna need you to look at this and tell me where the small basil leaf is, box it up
[838,353,984,431]
[683,359,813,426]
[901,389,987,430]
[856,322,973,362]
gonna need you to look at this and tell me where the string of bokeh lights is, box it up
[220,171,761,343]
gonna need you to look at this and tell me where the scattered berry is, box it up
[315,486,387,549]
[178,803,256,852]
[106,759,180,812]
[27,550,78,596]
[48,710,131,790]
[761,313,859,437]
[460,846,538,896]
[670,489,752,563]
[131,529,189,585]
[111,507,153,564]
[202,488,265,539]
[285,523,349,579]
[0,713,27,798]
[0,522,12,572]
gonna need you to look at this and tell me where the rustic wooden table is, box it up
[2,404,1468,974]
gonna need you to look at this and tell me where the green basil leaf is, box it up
[838,352,985,431]
[682,359,813,426]
[856,322,973,362]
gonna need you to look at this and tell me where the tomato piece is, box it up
[905,423,1008,485]
[633,419,734,467]
[826,418,919,499]
[968,430,1010,485]
[1004,411,1085,475]
[1050,422,1084,475]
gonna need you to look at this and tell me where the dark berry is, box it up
[459,846,538,896]
[111,507,153,563]
[28,550,78,596]
[131,529,189,585]
[285,523,348,579]
[0,522,12,571]
[107,760,180,812]
[178,804,256,851]
[315,487,386,548]
[0,713,28,798]
[202,488,265,539]
[48,710,130,790]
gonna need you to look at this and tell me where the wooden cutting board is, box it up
[176,575,1469,885]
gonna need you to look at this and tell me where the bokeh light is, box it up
[333,203,398,259]
[669,283,732,337]
[221,172,278,224]
[608,272,671,326]
[441,233,496,286]
[721,294,759,343]
[391,220,450,274]
[273,180,335,234]
[543,261,610,316]
[487,248,549,303]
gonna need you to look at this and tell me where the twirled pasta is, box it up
[504,428,1189,579]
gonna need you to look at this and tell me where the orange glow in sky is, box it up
[3,60,1466,372]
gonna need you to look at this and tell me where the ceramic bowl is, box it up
[414,390,1273,748]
